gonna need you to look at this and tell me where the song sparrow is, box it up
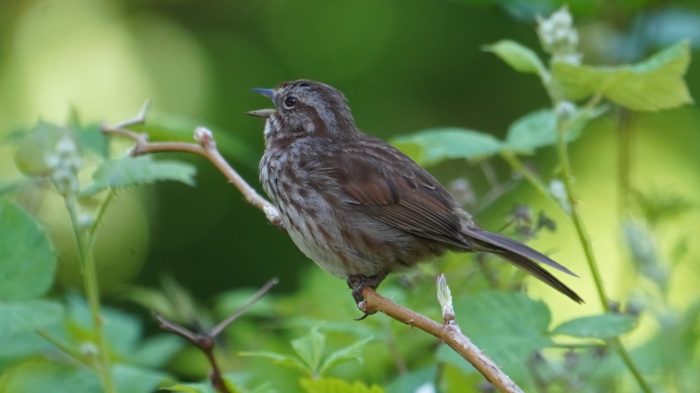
[249,80,583,308]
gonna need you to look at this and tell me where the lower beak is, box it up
[247,108,275,118]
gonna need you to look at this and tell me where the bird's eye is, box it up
[284,96,298,109]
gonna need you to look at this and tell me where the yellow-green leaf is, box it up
[552,41,692,111]
[484,39,545,75]
[300,378,384,393]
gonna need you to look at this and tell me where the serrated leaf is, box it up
[552,41,692,111]
[81,155,196,195]
[300,378,384,393]
[0,199,55,300]
[0,300,63,338]
[437,291,552,380]
[552,313,637,339]
[485,39,545,75]
[291,328,326,376]
[391,128,503,166]
[238,350,310,376]
[505,106,607,153]
[318,337,372,376]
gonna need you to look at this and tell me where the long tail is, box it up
[463,227,584,303]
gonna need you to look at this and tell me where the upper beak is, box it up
[248,87,276,118]
[252,88,275,99]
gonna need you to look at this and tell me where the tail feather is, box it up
[464,227,584,303]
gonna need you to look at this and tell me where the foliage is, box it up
[0,3,697,393]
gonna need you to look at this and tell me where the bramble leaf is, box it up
[0,199,55,300]
[552,313,637,339]
[392,128,503,165]
[81,155,196,195]
[505,106,607,153]
[485,39,545,75]
[300,378,384,393]
[437,291,552,381]
[552,41,692,111]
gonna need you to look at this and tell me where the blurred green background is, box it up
[1,0,700,384]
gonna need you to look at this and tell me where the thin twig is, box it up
[103,104,523,393]
[361,275,523,393]
[154,278,279,393]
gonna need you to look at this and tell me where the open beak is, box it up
[247,88,276,118]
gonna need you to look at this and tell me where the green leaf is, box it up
[65,294,142,355]
[238,350,310,376]
[0,360,98,393]
[437,291,552,380]
[0,199,55,300]
[300,378,384,393]
[75,123,109,158]
[13,120,72,177]
[128,335,184,368]
[113,364,171,393]
[505,106,607,153]
[291,328,326,376]
[391,128,503,166]
[318,337,372,376]
[484,40,545,75]
[552,41,693,111]
[81,155,196,195]
[552,313,637,339]
[0,300,63,338]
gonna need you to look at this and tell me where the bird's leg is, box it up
[347,271,388,320]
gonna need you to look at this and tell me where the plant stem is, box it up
[553,109,653,393]
[500,151,550,199]
[64,193,116,393]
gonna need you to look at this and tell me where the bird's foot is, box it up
[347,272,388,320]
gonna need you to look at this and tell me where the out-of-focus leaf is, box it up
[391,128,503,166]
[318,337,372,376]
[214,288,277,320]
[484,39,545,75]
[0,360,98,393]
[0,300,63,338]
[129,335,184,368]
[75,123,109,158]
[552,314,637,339]
[13,120,71,177]
[81,156,196,195]
[291,328,325,376]
[0,199,55,300]
[622,219,668,291]
[65,294,141,355]
[552,41,692,111]
[386,365,436,393]
[505,106,607,153]
[300,378,384,393]
[437,291,552,381]
[238,350,309,376]
[632,300,700,374]
[113,364,171,393]
[631,188,694,226]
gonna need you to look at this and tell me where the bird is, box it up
[248,79,583,309]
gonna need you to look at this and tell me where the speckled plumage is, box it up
[253,80,582,304]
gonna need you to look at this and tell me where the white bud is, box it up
[555,101,577,120]
[55,135,77,155]
[79,342,98,357]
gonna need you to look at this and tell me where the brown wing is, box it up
[327,136,468,249]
